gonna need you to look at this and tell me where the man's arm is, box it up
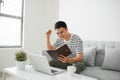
[68,53,83,62]
[58,52,83,63]
[46,30,56,50]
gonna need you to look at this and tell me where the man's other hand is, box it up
[46,30,52,37]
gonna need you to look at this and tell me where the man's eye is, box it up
[61,31,63,34]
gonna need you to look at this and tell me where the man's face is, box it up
[56,27,68,39]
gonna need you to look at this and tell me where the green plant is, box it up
[15,50,27,61]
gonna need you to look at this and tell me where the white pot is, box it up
[16,61,26,70]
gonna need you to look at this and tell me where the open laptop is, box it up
[28,53,65,75]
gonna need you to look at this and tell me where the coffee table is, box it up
[3,66,97,80]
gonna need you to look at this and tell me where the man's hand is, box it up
[46,30,52,37]
[58,55,69,63]
[58,53,83,63]
[46,29,56,50]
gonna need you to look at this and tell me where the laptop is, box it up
[28,53,65,75]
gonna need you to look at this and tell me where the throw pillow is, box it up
[102,47,120,71]
[83,47,97,66]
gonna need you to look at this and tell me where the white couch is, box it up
[43,41,120,80]
[81,41,120,80]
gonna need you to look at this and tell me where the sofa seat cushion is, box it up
[81,66,120,80]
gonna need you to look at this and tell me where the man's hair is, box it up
[54,21,67,30]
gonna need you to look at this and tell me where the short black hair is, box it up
[54,21,67,30]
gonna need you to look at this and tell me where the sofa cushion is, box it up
[95,48,105,66]
[83,47,97,66]
[81,66,120,80]
[102,47,120,71]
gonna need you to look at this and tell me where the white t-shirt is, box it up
[53,34,83,58]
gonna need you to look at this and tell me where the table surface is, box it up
[4,66,97,80]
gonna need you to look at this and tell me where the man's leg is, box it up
[73,61,86,74]
[49,60,70,69]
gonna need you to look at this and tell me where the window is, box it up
[0,0,23,48]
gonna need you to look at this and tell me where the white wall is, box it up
[23,0,58,52]
[59,0,120,41]
[0,0,59,72]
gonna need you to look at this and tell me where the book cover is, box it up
[47,44,72,60]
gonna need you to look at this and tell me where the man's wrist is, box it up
[67,57,76,63]
[46,35,50,38]
[67,57,71,63]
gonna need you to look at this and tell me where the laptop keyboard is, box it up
[51,69,57,73]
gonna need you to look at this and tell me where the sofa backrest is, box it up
[83,41,120,66]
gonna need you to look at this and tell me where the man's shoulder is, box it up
[72,34,81,39]
[72,34,79,37]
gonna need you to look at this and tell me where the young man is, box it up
[46,21,86,74]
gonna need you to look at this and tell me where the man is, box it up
[46,21,86,74]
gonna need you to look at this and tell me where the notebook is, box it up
[28,54,65,75]
[47,44,72,60]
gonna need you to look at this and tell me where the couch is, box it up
[81,41,120,80]
[43,41,120,80]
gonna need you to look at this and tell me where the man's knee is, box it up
[49,60,69,69]
[49,60,57,67]
[73,61,86,74]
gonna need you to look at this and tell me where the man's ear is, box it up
[65,28,68,31]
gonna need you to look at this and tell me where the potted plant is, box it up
[15,50,27,70]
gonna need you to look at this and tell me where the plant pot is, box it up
[16,61,26,70]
